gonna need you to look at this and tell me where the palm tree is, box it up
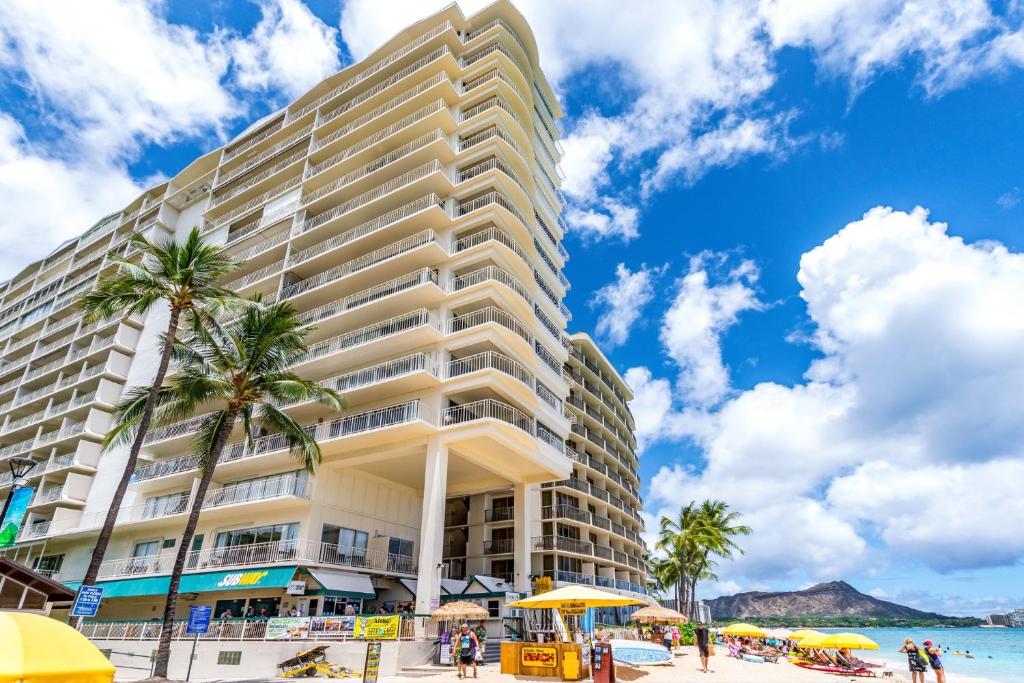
[655,500,751,619]
[133,301,343,678]
[687,500,750,619]
[72,226,239,621]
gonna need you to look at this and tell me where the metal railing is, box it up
[446,306,531,343]
[203,471,308,509]
[533,535,593,555]
[484,538,514,554]
[442,398,532,434]
[210,149,306,207]
[215,125,312,189]
[485,507,515,523]
[294,269,438,331]
[311,93,446,163]
[444,350,532,386]
[223,119,285,162]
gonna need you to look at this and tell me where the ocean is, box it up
[819,628,1024,683]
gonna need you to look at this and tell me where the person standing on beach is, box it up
[899,638,928,683]
[695,622,711,673]
[923,640,945,683]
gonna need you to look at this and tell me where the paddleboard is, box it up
[608,639,674,665]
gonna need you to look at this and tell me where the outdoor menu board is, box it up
[363,641,382,683]
[353,615,400,640]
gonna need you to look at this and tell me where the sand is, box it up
[381,646,910,683]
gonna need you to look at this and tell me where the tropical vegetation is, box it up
[651,499,751,620]
[72,227,240,620]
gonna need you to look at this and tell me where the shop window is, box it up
[214,598,246,619]
[217,651,242,665]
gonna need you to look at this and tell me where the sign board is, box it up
[286,580,306,595]
[439,631,452,665]
[363,640,382,683]
[559,601,587,616]
[354,615,401,640]
[521,646,559,668]
[266,617,311,640]
[71,585,104,618]
[504,592,523,601]
[186,605,212,634]
[0,487,35,548]
[309,615,356,637]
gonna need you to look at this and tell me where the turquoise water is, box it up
[819,628,1023,683]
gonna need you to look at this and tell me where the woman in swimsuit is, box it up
[923,640,945,683]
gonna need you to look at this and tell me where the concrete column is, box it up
[415,439,449,616]
[513,482,533,593]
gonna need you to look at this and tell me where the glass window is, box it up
[215,523,298,548]
[132,541,160,558]
[322,525,368,551]
[32,554,63,574]
[388,537,413,557]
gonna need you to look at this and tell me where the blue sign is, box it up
[187,605,212,634]
[71,585,104,617]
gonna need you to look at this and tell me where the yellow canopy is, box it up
[720,623,766,637]
[506,585,645,609]
[821,633,879,650]
[797,633,830,649]
[789,629,824,643]
[0,612,115,683]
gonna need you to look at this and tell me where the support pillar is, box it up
[415,439,448,617]
[513,482,533,593]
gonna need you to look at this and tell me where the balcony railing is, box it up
[96,538,416,580]
[203,471,307,509]
[442,398,532,434]
[484,538,514,554]
[294,269,438,331]
[446,306,531,343]
[215,125,312,189]
[484,507,515,523]
[444,350,532,387]
[296,308,438,365]
[533,535,592,555]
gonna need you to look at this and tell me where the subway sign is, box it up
[216,570,270,588]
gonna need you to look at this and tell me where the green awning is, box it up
[66,566,298,598]
[305,568,376,599]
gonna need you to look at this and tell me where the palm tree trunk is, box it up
[152,407,238,679]
[689,576,699,620]
[71,306,181,627]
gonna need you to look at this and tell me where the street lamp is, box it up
[0,456,38,527]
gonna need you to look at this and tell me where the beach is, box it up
[386,646,912,683]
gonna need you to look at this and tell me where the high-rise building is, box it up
[0,0,646,628]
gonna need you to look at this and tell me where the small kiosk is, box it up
[501,585,644,680]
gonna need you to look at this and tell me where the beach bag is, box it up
[708,643,716,657]
[916,649,931,668]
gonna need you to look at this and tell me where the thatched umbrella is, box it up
[430,600,490,621]
[630,604,688,624]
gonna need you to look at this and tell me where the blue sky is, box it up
[1,0,1023,616]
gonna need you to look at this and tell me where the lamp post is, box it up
[0,456,38,529]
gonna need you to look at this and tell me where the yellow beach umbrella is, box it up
[506,585,645,609]
[720,622,766,638]
[789,629,825,643]
[821,633,879,650]
[0,611,115,683]
[797,633,830,649]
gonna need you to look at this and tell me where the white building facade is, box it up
[0,1,646,627]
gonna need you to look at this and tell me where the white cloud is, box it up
[660,253,764,407]
[997,186,1021,209]
[0,115,143,278]
[565,198,639,242]
[639,206,1024,583]
[231,0,341,99]
[592,263,662,348]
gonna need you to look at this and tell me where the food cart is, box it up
[501,586,644,680]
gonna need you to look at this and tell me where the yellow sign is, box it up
[559,601,586,616]
[521,646,558,668]
[354,615,401,640]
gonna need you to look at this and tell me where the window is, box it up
[32,554,63,575]
[388,537,413,558]
[162,539,176,549]
[215,523,298,549]
[487,599,500,618]
[321,525,369,552]
[132,541,161,558]
[143,492,187,518]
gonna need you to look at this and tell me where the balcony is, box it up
[442,398,532,434]
[95,538,416,580]
[484,506,515,523]
[484,538,514,554]
[533,535,592,555]
[444,349,532,387]
[446,306,532,344]
[203,471,307,509]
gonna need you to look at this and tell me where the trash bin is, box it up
[562,649,581,681]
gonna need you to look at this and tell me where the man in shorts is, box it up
[457,623,479,679]
[695,622,711,673]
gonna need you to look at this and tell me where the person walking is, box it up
[671,623,681,649]
[695,622,711,673]
[457,623,479,679]
[924,640,946,683]
[663,626,673,652]
[899,638,929,683]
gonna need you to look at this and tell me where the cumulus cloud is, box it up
[231,0,341,98]
[638,206,1024,583]
[592,263,663,348]
[341,0,1024,243]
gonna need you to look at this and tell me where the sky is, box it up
[1,0,1023,617]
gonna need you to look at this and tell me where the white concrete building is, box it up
[0,0,646,638]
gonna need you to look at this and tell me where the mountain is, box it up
[705,581,946,620]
